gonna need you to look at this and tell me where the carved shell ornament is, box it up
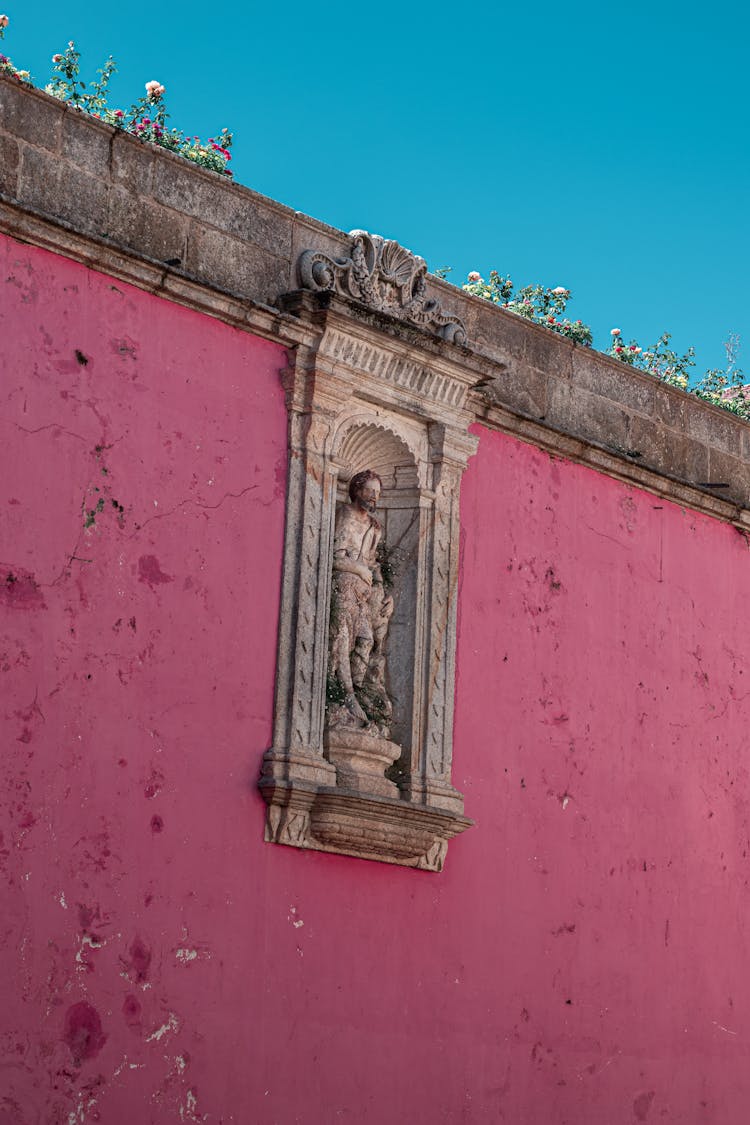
[298,231,468,346]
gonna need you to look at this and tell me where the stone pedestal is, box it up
[324,729,401,798]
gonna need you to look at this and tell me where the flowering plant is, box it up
[0,13,30,82]
[606,329,695,388]
[694,334,749,419]
[46,41,116,113]
[462,270,593,346]
[44,41,234,176]
[460,265,750,422]
[0,17,234,177]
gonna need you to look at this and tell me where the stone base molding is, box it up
[262,779,471,872]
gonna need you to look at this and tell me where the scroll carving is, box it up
[298,231,468,346]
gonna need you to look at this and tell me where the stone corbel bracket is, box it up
[260,242,486,871]
[298,230,468,346]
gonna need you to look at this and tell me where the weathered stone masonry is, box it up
[2,74,750,529]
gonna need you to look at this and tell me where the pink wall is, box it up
[3,235,750,1124]
[454,427,750,1124]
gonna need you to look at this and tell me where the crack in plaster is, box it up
[3,418,89,444]
[128,484,259,538]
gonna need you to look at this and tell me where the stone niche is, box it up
[259,232,484,870]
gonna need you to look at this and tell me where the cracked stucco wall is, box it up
[1,233,288,1123]
[4,226,750,1125]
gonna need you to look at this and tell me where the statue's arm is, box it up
[332,507,373,585]
[333,552,373,585]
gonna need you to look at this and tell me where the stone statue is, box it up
[327,469,394,738]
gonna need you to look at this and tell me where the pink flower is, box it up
[467,271,482,282]
[114,109,124,118]
[142,118,151,126]
[552,286,568,296]
[52,53,63,63]
[615,346,623,354]
[145,80,165,98]
[0,15,9,28]
[610,328,621,337]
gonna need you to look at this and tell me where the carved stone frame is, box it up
[260,236,484,870]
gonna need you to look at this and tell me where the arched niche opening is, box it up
[332,419,424,770]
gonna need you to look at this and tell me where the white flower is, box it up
[552,286,568,296]
[467,271,482,282]
[15,69,29,79]
[145,80,165,98]
[52,54,63,63]
[0,14,9,28]
[610,328,621,336]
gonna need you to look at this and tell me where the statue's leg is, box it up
[351,635,373,689]
[331,621,354,695]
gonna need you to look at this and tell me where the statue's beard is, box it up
[361,499,377,513]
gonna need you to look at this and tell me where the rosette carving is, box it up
[298,231,468,346]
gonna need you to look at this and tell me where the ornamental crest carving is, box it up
[298,231,468,345]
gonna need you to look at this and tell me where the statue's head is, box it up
[349,469,382,514]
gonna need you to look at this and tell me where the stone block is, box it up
[0,77,62,151]
[0,133,20,197]
[572,347,655,417]
[16,144,63,216]
[111,132,155,195]
[547,381,630,451]
[18,146,108,234]
[153,158,294,259]
[524,322,574,379]
[61,164,110,236]
[470,301,527,362]
[653,384,688,429]
[706,447,750,505]
[484,361,548,420]
[627,415,708,485]
[685,398,742,456]
[184,222,288,303]
[106,187,188,264]
[61,109,112,173]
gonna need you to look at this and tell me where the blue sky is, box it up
[7,1,748,378]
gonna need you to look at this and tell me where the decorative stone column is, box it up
[259,231,490,870]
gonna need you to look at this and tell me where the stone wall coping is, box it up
[2,72,749,524]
